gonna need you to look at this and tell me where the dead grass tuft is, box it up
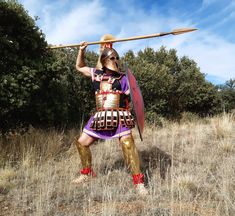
[0,168,16,195]
[0,113,234,215]
[211,113,234,139]
[0,168,16,181]
[218,138,234,153]
[175,175,198,191]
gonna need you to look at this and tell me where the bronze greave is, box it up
[120,136,141,175]
[75,140,92,168]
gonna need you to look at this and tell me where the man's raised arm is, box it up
[76,42,91,77]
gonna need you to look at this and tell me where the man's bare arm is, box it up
[75,42,91,77]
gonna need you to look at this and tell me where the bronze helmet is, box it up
[100,48,120,72]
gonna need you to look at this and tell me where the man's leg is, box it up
[72,132,97,183]
[120,134,148,195]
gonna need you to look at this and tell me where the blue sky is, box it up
[18,0,235,84]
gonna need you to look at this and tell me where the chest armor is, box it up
[93,70,127,110]
[90,70,135,130]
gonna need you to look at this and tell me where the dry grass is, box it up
[0,113,234,216]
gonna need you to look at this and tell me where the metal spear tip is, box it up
[172,28,198,35]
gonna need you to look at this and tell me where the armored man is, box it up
[72,41,148,195]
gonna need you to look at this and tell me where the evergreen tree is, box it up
[123,47,220,120]
[217,78,235,112]
[0,0,48,131]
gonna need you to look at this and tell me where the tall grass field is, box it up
[0,113,234,216]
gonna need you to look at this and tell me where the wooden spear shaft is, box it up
[49,28,198,49]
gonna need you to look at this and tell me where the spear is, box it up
[49,27,197,49]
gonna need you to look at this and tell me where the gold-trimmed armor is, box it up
[90,109,134,130]
[90,70,135,130]
[96,91,121,109]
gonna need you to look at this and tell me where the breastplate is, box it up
[91,71,134,130]
[93,71,127,111]
[96,91,121,110]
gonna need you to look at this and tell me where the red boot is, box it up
[72,167,96,184]
[132,173,148,195]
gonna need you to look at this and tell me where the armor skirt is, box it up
[83,109,135,139]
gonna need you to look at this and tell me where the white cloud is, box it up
[116,27,235,83]
[176,33,235,82]
[45,1,106,44]
[18,0,235,83]
[19,0,47,17]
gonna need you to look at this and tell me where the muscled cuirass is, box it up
[90,70,135,130]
